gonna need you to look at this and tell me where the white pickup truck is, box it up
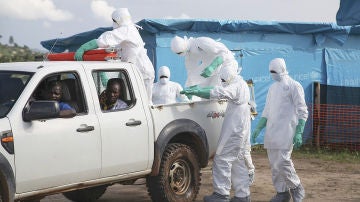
[0,61,227,202]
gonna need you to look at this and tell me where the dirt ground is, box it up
[43,151,360,202]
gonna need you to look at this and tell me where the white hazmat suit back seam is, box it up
[262,75,308,149]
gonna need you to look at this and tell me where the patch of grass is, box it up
[294,147,360,163]
[251,144,360,164]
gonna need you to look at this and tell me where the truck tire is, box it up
[62,185,107,202]
[147,143,201,202]
[0,179,13,202]
[0,171,15,202]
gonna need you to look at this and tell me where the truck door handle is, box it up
[126,119,142,126]
[77,125,95,132]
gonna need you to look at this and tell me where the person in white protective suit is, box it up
[74,8,155,103]
[152,66,189,105]
[181,65,253,202]
[251,58,308,202]
[171,36,238,101]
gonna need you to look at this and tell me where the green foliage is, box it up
[0,43,44,63]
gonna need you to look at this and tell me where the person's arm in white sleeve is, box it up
[176,84,189,102]
[292,82,308,121]
[210,82,247,105]
[97,28,128,48]
[291,81,308,149]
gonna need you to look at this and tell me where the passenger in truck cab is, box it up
[44,80,76,118]
[99,78,128,111]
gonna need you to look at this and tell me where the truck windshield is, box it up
[0,71,33,117]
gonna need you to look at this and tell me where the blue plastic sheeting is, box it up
[41,27,112,53]
[40,19,360,145]
[325,48,360,87]
[41,19,355,52]
[138,19,354,46]
[336,0,360,26]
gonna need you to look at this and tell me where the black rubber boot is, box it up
[270,190,291,202]
[290,184,305,202]
[230,195,251,202]
[204,192,230,202]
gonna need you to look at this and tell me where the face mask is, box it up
[160,78,169,84]
[221,78,231,87]
[176,51,187,56]
[113,22,120,29]
[221,82,228,87]
[271,73,282,82]
[220,74,234,87]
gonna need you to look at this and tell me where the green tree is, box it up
[0,43,44,62]
[9,36,14,45]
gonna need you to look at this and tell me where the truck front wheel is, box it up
[147,143,201,202]
[0,170,15,202]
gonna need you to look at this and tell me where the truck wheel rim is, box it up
[169,159,191,195]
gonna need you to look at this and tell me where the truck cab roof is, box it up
[0,61,130,73]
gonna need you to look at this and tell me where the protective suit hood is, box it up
[158,66,170,79]
[219,65,240,86]
[171,36,189,56]
[269,58,288,82]
[112,8,132,29]
[158,66,171,84]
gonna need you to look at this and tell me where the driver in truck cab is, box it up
[44,80,76,118]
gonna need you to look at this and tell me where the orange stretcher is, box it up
[46,49,117,61]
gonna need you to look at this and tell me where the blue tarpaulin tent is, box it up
[337,0,360,26]
[41,19,360,144]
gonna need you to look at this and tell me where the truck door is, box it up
[10,70,101,193]
[89,68,150,177]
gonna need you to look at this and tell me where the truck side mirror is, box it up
[23,101,60,122]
